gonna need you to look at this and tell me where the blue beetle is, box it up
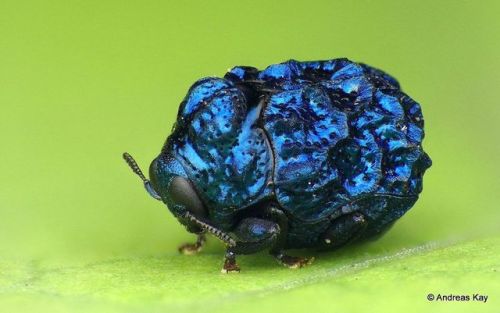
[124,59,431,273]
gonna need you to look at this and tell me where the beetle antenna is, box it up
[123,152,162,201]
[184,212,236,247]
[123,152,149,183]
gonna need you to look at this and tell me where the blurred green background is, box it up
[0,1,499,312]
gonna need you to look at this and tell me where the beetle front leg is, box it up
[221,249,240,273]
[264,206,314,269]
[178,234,206,255]
[221,217,280,273]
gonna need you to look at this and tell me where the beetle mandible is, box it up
[123,59,432,273]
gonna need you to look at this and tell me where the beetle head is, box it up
[123,152,207,234]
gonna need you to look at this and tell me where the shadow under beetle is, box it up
[124,59,432,273]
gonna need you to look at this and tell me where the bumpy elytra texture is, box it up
[164,59,431,248]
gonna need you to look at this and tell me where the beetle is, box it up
[123,58,432,273]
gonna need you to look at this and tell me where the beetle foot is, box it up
[274,253,315,269]
[178,243,203,255]
[221,251,240,273]
[221,261,240,273]
[178,234,206,255]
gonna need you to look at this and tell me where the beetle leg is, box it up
[221,217,280,273]
[321,212,368,248]
[263,206,288,251]
[178,234,207,255]
[221,249,240,273]
[264,206,315,269]
[273,252,315,269]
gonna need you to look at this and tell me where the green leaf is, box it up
[1,236,498,313]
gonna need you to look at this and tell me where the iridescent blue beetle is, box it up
[124,59,431,273]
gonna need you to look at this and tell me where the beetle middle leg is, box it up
[264,206,314,268]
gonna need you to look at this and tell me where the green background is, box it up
[1,1,499,312]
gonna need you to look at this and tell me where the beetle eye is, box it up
[168,176,206,218]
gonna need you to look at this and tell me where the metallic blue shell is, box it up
[163,59,431,247]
